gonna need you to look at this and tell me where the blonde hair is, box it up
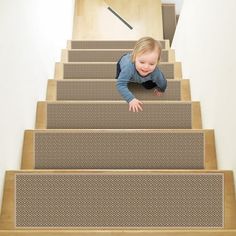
[131,37,162,63]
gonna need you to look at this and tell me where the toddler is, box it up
[116,36,167,112]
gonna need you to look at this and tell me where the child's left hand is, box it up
[154,88,163,96]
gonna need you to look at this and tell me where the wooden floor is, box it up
[73,0,163,39]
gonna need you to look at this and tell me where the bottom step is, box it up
[0,170,235,230]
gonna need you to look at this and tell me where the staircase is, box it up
[0,3,236,236]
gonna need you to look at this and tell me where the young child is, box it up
[116,36,167,112]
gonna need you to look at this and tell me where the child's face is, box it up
[135,50,159,77]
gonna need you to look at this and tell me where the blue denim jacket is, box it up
[116,53,167,103]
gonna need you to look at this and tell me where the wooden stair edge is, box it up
[62,48,174,52]
[174,61,182,79]
[21,130,34,170]
[61,49,68,63]
[0,172,14,229]
[181,79,191,101]
[54,62,63,80]
[46,80,57,101]
[168,49,176,62]
[68,39,171,42]
[37,99,200,104]
[192,101,202,129]
[67,40,72,49]
[35,102,46,129]
[204,130,217,169]
[0,229,236,236]
[62,48,175,51]
[0,170,235,230]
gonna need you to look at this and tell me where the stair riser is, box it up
[54,62,182,80]
[69,40,169,50]
[21,130,216,170]
[47,80,190,101]
[63,49,174,63]
[36,102,202,129]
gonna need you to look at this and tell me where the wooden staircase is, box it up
[0,1,236,236]
[0,39,235,236]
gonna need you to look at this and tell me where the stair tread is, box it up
[58,62,182,80]
[21,129,216,170]
[64,49,174,63]
[48,79,189,101]
[1,170,235,230]
[69,40,170,50]
[36,101,202,129]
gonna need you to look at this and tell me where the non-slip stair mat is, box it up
[63,63,174,79]
[71,40,167,49]
[46,103,192,129]
[34,132,204,169]
[68,50,169,62]
[15,173,224,228]
[68,50,132,62]
[57,81,181,101]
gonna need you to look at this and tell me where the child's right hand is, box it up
[129,98,143,112]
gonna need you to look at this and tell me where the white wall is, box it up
[161,0,184,15]
[0,0,74,209]
[172,0,236,187]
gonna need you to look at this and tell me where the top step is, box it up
[68,40,170,50]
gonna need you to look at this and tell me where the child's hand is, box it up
[129,98,143,112]
[154,88,164,96]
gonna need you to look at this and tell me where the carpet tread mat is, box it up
[66,49,173,62]
[62,62,179,79]
[69,40,169,50]
[47,79,189,101]
[21,129,216,169]
[36,101,201,129]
